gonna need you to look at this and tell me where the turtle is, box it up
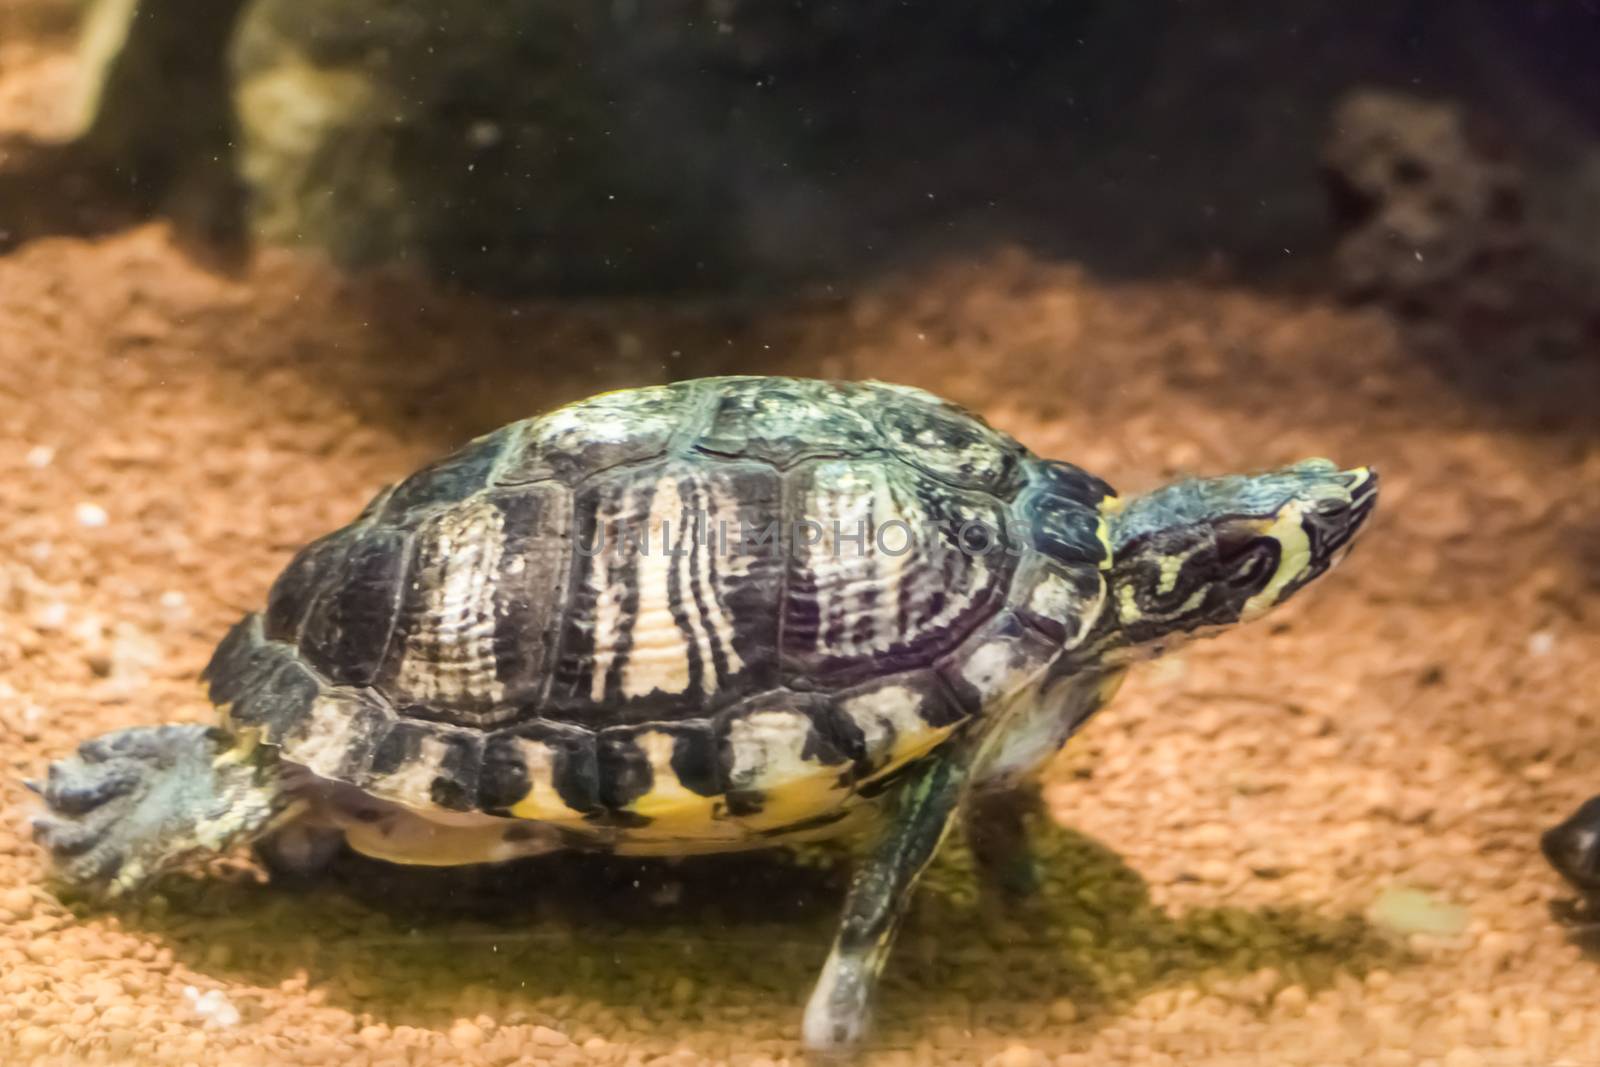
[31,375,1378,1051]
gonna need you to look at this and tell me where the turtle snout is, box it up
[1336,466,1379,527]
[1542,796,1600,893]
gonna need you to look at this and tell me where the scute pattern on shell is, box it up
[206,377,1115,837]
[781,458,1014,685]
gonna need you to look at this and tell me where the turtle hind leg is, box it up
[254,822,346,884]
[31,724,288,899]
[249,763,349,883]
[964,782,1045,903]
[802,745,971,1054]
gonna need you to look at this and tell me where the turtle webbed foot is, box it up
[31,724,282,899]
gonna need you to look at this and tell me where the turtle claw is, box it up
[42,760,141,815]
[31,744,152,893]
[32,812,113,858]
[21,778,42,795]
[32,813,126,889]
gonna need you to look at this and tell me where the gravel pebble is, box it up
[74,502,108,528]
[449,1020,485,1049]
[0,888,36,919]
[17,1025,54,1055]
[531,1024,570,1047]
[987,1044,1048,1067]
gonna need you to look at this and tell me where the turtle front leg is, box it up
[30,724,292,898]
[964,782,1045,902]
[802,747,971,1053]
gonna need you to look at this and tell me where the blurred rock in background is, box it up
[1323,90,1600,363]
[70,0,1131,294]
[11,0,1600,308]
[0,0,1155,289]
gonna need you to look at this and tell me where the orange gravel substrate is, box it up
[2,225,1599,1067]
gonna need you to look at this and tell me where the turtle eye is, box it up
[1313,498,1349,519]
[1228,546,1273,588]
[1214,526,1262,563]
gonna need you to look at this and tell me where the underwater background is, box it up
[2,1,1600,1064]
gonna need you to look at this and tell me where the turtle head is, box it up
[1103,458,1378,655]
[29,724,290,899]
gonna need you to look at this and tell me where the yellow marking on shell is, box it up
[626,731,740,836]
[724,710,852,830]
[1241,500,1313,622]
[1098,668,1129,703]
[844,684,959,777]
[609,802,883,855]
[507,738,591,823]
[742,775,851,830]
[854,727,958,794]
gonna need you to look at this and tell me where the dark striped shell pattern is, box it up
[203,377,1115,844]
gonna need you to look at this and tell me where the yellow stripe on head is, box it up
[1239,501,1313,621]
[1095,496,1123,571]
[1342,466,1376,496]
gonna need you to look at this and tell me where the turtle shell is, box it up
[203,377,1115,846]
